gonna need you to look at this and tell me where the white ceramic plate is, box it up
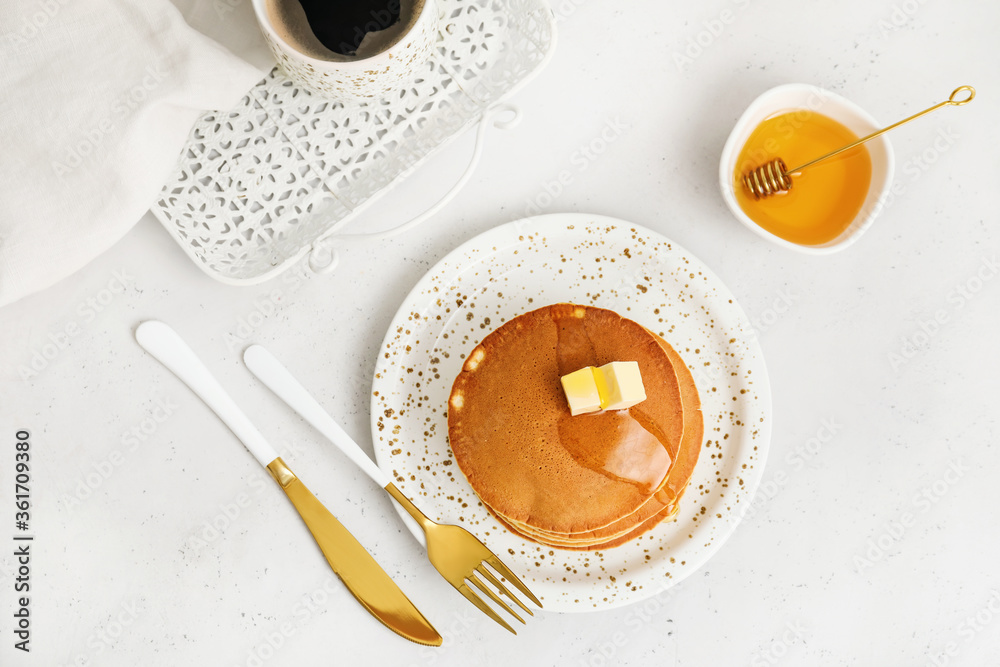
[371,213,772,612]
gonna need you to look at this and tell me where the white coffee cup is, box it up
[250,0,440,101]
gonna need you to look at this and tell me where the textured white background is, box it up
[2,0,999,665]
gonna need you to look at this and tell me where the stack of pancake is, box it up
[447,303,703,551]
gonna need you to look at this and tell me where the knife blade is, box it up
[135,320,442,646]
[266,457,442,646]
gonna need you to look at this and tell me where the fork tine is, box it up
[457,583,516,635]
[476,565,533,617]
[469,572,525,625]
[485,555,543,608]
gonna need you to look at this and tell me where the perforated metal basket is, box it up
[151,0,556,284]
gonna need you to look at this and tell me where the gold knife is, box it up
[135,321,442,647]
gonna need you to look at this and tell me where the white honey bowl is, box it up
[719,83,895,254]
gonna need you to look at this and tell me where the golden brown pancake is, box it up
[452,316,703,551]
[494,332,703,550]
[486,500,681,550]
[448,304,685,535]
[648,332,703,504]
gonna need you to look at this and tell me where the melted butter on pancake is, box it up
[448,303,685,534]
[550,305,671,494]
[500,331,702,550]
[556,409,670,496]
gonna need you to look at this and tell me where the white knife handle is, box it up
[135,321,279,468]
[243,345,390,488]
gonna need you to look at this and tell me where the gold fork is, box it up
[244,345,542,633]
[382,484,541,633]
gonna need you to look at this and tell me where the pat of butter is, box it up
[560,361,646,415]
[560,367,603,416]
[594,361,646,411]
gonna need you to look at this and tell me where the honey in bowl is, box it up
[733,110,872,246]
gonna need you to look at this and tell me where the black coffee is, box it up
[296,0,402,56]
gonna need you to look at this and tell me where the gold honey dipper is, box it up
[742,85,976,200]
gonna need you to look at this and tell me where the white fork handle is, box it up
[135,321,279,468]
[244,345,390,487]
[243,345,427,546]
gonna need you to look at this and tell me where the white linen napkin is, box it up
[0,0,274,307]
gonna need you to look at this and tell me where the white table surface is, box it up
[3,1,999,665]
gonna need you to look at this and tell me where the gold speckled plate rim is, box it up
[370,213,772,613]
